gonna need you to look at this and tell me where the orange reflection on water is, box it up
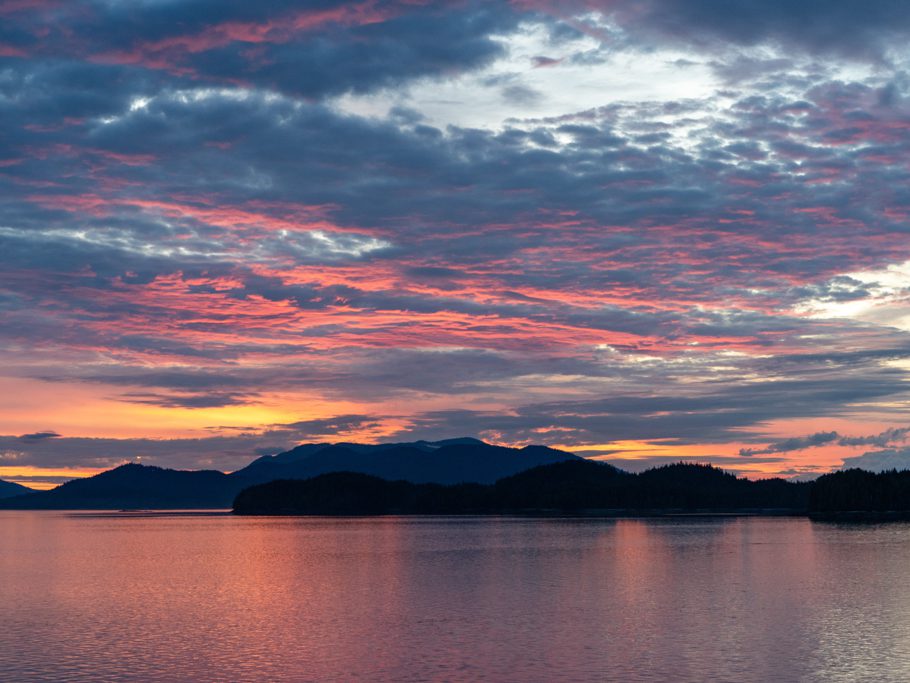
[2,514,910,681]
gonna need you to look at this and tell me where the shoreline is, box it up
[5,507,910,522]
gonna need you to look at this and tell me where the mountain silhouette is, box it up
[233,439,578,485]
[0,478,32,499]
[0,438,579,509]
[0,464,238,509]
[0,439,816,512]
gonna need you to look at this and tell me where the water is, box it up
[1,513,910,682]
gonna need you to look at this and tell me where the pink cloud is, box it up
[91,1,402,73]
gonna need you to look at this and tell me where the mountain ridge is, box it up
[0,438,579,509]
[0,478,33,499]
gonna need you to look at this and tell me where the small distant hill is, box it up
[234,459,811,515]
[809,469,910,519]
[0,438,580,510]
[491,460,808,512]
[0,478,33,499]
[233,438,579,486]
[0,464,237,509]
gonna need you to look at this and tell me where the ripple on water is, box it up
[2,513,910,682]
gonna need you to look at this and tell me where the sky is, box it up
[2,0,910,488]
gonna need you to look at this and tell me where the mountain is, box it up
[0,442,812,513]
[233,439,579,486]
[0,464,238,509]
[233,460,812,515]
[0,438,580,509]
[0,478,32,499]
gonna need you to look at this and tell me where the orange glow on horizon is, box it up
[0,466,106,490]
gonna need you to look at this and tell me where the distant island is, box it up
[234,459,810,515]
[808,469,910,520]
[235,464,910,518]
[1,438,907,518]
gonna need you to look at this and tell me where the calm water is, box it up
[2,513,910,682]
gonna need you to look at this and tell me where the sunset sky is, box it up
[2,0,910,488]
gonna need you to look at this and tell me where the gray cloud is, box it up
[841,447,910,472]
[0,1,519,99]
[741,426,910,456]
[118,391,259,409]
[18,431,62,442]
[839,427,910,448]
[606,0,910,60]
[0,414,382,473]
[740,432,839,457]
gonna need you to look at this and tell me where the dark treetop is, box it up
[809,469,910,519]
[233,459,811,515]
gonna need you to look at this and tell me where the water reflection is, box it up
[2,513,910,682]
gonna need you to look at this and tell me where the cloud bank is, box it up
[2,1,910,482]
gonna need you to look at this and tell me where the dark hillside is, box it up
[234,460,811,515]
[809,469,910,517]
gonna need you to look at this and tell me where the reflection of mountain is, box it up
[0,439,580,509]
[0,478,32,499]
[234,460,812,515]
